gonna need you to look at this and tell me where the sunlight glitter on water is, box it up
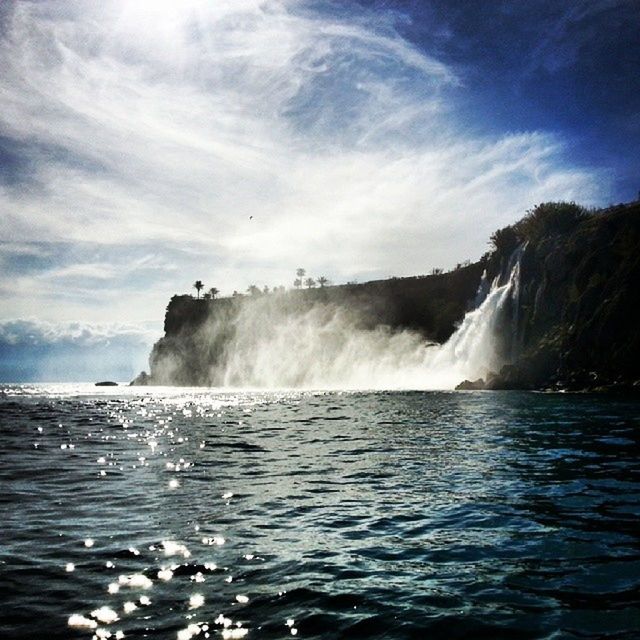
[2,384,639,639]
[68,614,97,630]
[188,593,205,609]
[45,388,283,639]
[117,574,153,589]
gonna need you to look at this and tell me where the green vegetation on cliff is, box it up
[483,200,640,390]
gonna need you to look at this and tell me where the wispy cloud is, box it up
[0,0,608,321]
[523,0,625,74]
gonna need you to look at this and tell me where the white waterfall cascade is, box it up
[171,247,527,390]
[426,245,525,387]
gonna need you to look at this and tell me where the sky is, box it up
[0,0,638,381]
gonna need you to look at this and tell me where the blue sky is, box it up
[0,0,638,381]
[390,0,640,197]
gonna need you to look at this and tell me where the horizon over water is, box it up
[1,383,639,639]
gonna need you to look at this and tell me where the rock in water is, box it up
[455,378,486,390]
[95,381,118,387]
[130,371,150,386]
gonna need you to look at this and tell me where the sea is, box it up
[1,384,639,639]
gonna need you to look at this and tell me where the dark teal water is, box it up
[1,385,639,639]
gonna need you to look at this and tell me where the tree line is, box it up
[191,268,331,301]
[190,202,591,301]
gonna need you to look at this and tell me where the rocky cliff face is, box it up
[482,202,640,391]
[133,201,640,390]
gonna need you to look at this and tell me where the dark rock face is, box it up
[455,378,486,390]
[133,201,640,391]
[129,371,150,386]
[487,202,640,391]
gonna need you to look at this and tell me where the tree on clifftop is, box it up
[317,276,329,288]
[293,278,302,289]
[490,225,519,255]
[489,202,591,261]
[193,280,204,299]
[514,201,590,242]
[304,277,316,288]
[208,287,219,299]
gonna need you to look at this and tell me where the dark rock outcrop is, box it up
[129,371,150,386]
[486,201,640,391]
[455,378,486,390]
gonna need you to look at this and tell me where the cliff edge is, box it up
[479,201,640,391]
[133,200,640,391]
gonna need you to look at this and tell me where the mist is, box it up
[150,253,521,390]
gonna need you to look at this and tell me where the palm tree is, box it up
[304,277,316,289]
[296,267,306,281]
[317,276,329,288]
[208,287,219,299]
[293,278,302,289]
[193,280,204,299]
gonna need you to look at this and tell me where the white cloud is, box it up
[41,263,119,281]
[0,0,608,321]
[0,318,158,348]
[0,317,160,381]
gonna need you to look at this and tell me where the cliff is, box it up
[133,200,640,390]
[480,201,640,391]
[136,260,485,386]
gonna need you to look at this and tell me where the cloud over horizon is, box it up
[0,318,158,347]
[0,317,159,381]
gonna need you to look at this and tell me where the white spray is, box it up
[427,249,524,387]
[167,247,526,390]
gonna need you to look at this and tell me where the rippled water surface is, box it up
[1,385,639,639]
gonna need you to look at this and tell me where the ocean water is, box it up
[1,385,639,640]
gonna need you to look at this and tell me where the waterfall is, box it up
[473,269,490,308]
[427,243,526,386]
[152,247,527,390]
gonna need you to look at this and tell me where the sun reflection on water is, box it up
[1,384,638,638]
